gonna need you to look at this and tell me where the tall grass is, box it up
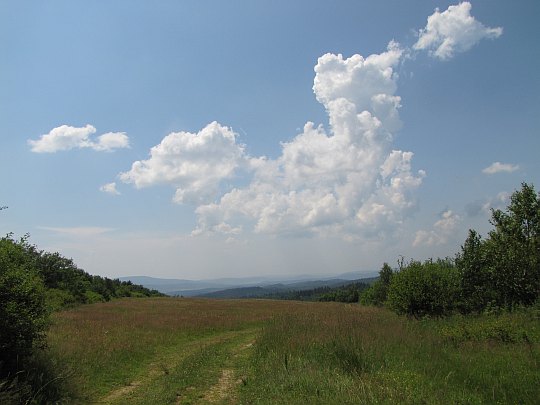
[45,297,312,402]
[239,303,540,404]
[43,298,539,403]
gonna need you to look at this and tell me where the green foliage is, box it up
[487,183,540,307]
[456,229,493,313]
[358,284,376,305]
[457,183,540,312]
[32,250,163,307]
[0,233,164,403]
[0,236,49,374]
[257,282,369,302]
[387,259,461,318]
[384,183,540,318]
[269,286,332,301]
[0,236,71,404]
[45,288,77,311]
[318,282,369,303]
[360,263,393,306]
[83,290,105,304]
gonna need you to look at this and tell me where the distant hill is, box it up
[196,277,375,300]
[120,275,328,294]
[121,273,378,296]
[198,286,272,299]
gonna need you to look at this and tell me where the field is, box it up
[46,298,540,404]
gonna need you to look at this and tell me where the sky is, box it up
[1,1,539,280]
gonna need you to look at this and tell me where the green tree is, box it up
[456,230,493,312]
[456,183,540,312]
[487,183,540,307]
[387,259,460,318]
[0,236,48,374]
[359,263,393,306]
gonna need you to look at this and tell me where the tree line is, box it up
[361,183,540,317]
[0,234,163,401]
[260,282,370,302]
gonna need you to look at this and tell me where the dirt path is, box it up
[193,338,255,404]
[97,329,256,405]
[198,369,235,404]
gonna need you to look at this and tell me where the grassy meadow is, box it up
[45,297,539,404]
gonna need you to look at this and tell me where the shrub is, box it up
[84,290,105,304]
[45,288,77,311]
[359,285,376,305]
[359,263,394,306]
[387,259,460,318]
[0,236,49,375]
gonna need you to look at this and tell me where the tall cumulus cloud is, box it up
[119,122,247,205]
[116,2,501,241]
[191,41,425,239]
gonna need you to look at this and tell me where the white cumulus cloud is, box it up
[118,3,499,241]
[192,42,424,239]
[482,162,519,175]
[93,132,130,152]
[414,2,502,60]
[100,182,121,195]
[29,124,96,153]
[119,122,247,204]
[413,210,461,247]
[28,125,130,153]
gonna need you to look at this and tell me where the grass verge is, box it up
[238,303,540,404]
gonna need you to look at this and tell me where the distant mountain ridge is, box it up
[120,274,378,298]
[196,278,376,299]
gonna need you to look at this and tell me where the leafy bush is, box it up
[0,236,49,374]
[360,263,393,306]
[84,290,105,304]
[359,285,376,305]
[45,288,77,311]
[387,259,461,318]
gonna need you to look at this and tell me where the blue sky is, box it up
[1,1,539,279]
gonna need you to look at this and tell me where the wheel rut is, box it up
[98,329,256,405]
[191,334,255,405]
